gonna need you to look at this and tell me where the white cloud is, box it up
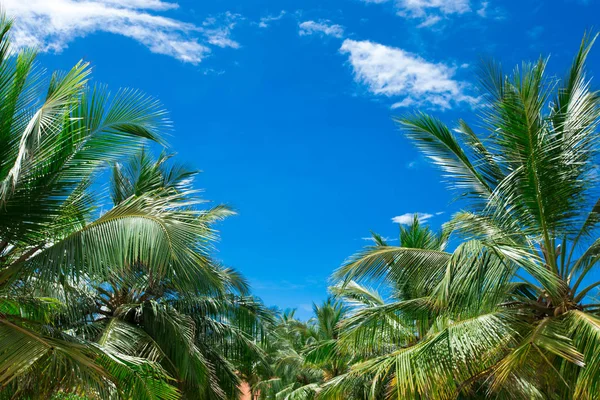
[476,1,488,16]
[392,212,434,225]
[417,15,442,27]
[340,39,477,110]
[391,98,416,108]
[299,20,344,39]
[3,0,241,64]
[258,10,286,28]
[474,1,505,19]
[202,12,241,49]
[527,26,544,40]
[396,0,471,18]
[362,236,398,242]
[361,0,484,27]
[100,0,178,10]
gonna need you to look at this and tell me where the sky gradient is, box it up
[8,0,600,318]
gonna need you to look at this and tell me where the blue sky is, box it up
[8,0,600,318]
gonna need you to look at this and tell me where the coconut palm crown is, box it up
[326,34,600,399]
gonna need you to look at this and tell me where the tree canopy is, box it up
[3,9,600,400]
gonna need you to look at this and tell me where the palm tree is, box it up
[325,217,450,399]
[0,14,177,398]
[83,150,273,399]
[327,35,600,399]
[0,14,262,398]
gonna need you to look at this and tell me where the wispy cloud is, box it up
[361,236,398,242]
[396,0,471,18]
[340,39,477,110]
[202,12,241,49]
[417,15,442,28]
[360,0,490,27]
[4,0,241,64]
[475,1,506,19]
[102,0,178,10]
[476,1,489,16]
[527,26,544,40]
[392,212,436,225]
[258,10,286,28]
[299,20,345,38]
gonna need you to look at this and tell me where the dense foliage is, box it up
[0,16,271,399]
[4,8,600,399]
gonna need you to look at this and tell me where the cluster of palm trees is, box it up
[4,7,600,398]
[251,34,600,399]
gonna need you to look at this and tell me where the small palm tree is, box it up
[254,300,351,400]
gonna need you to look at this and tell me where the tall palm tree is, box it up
[0,14,256,398]
[327,35,600,399]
